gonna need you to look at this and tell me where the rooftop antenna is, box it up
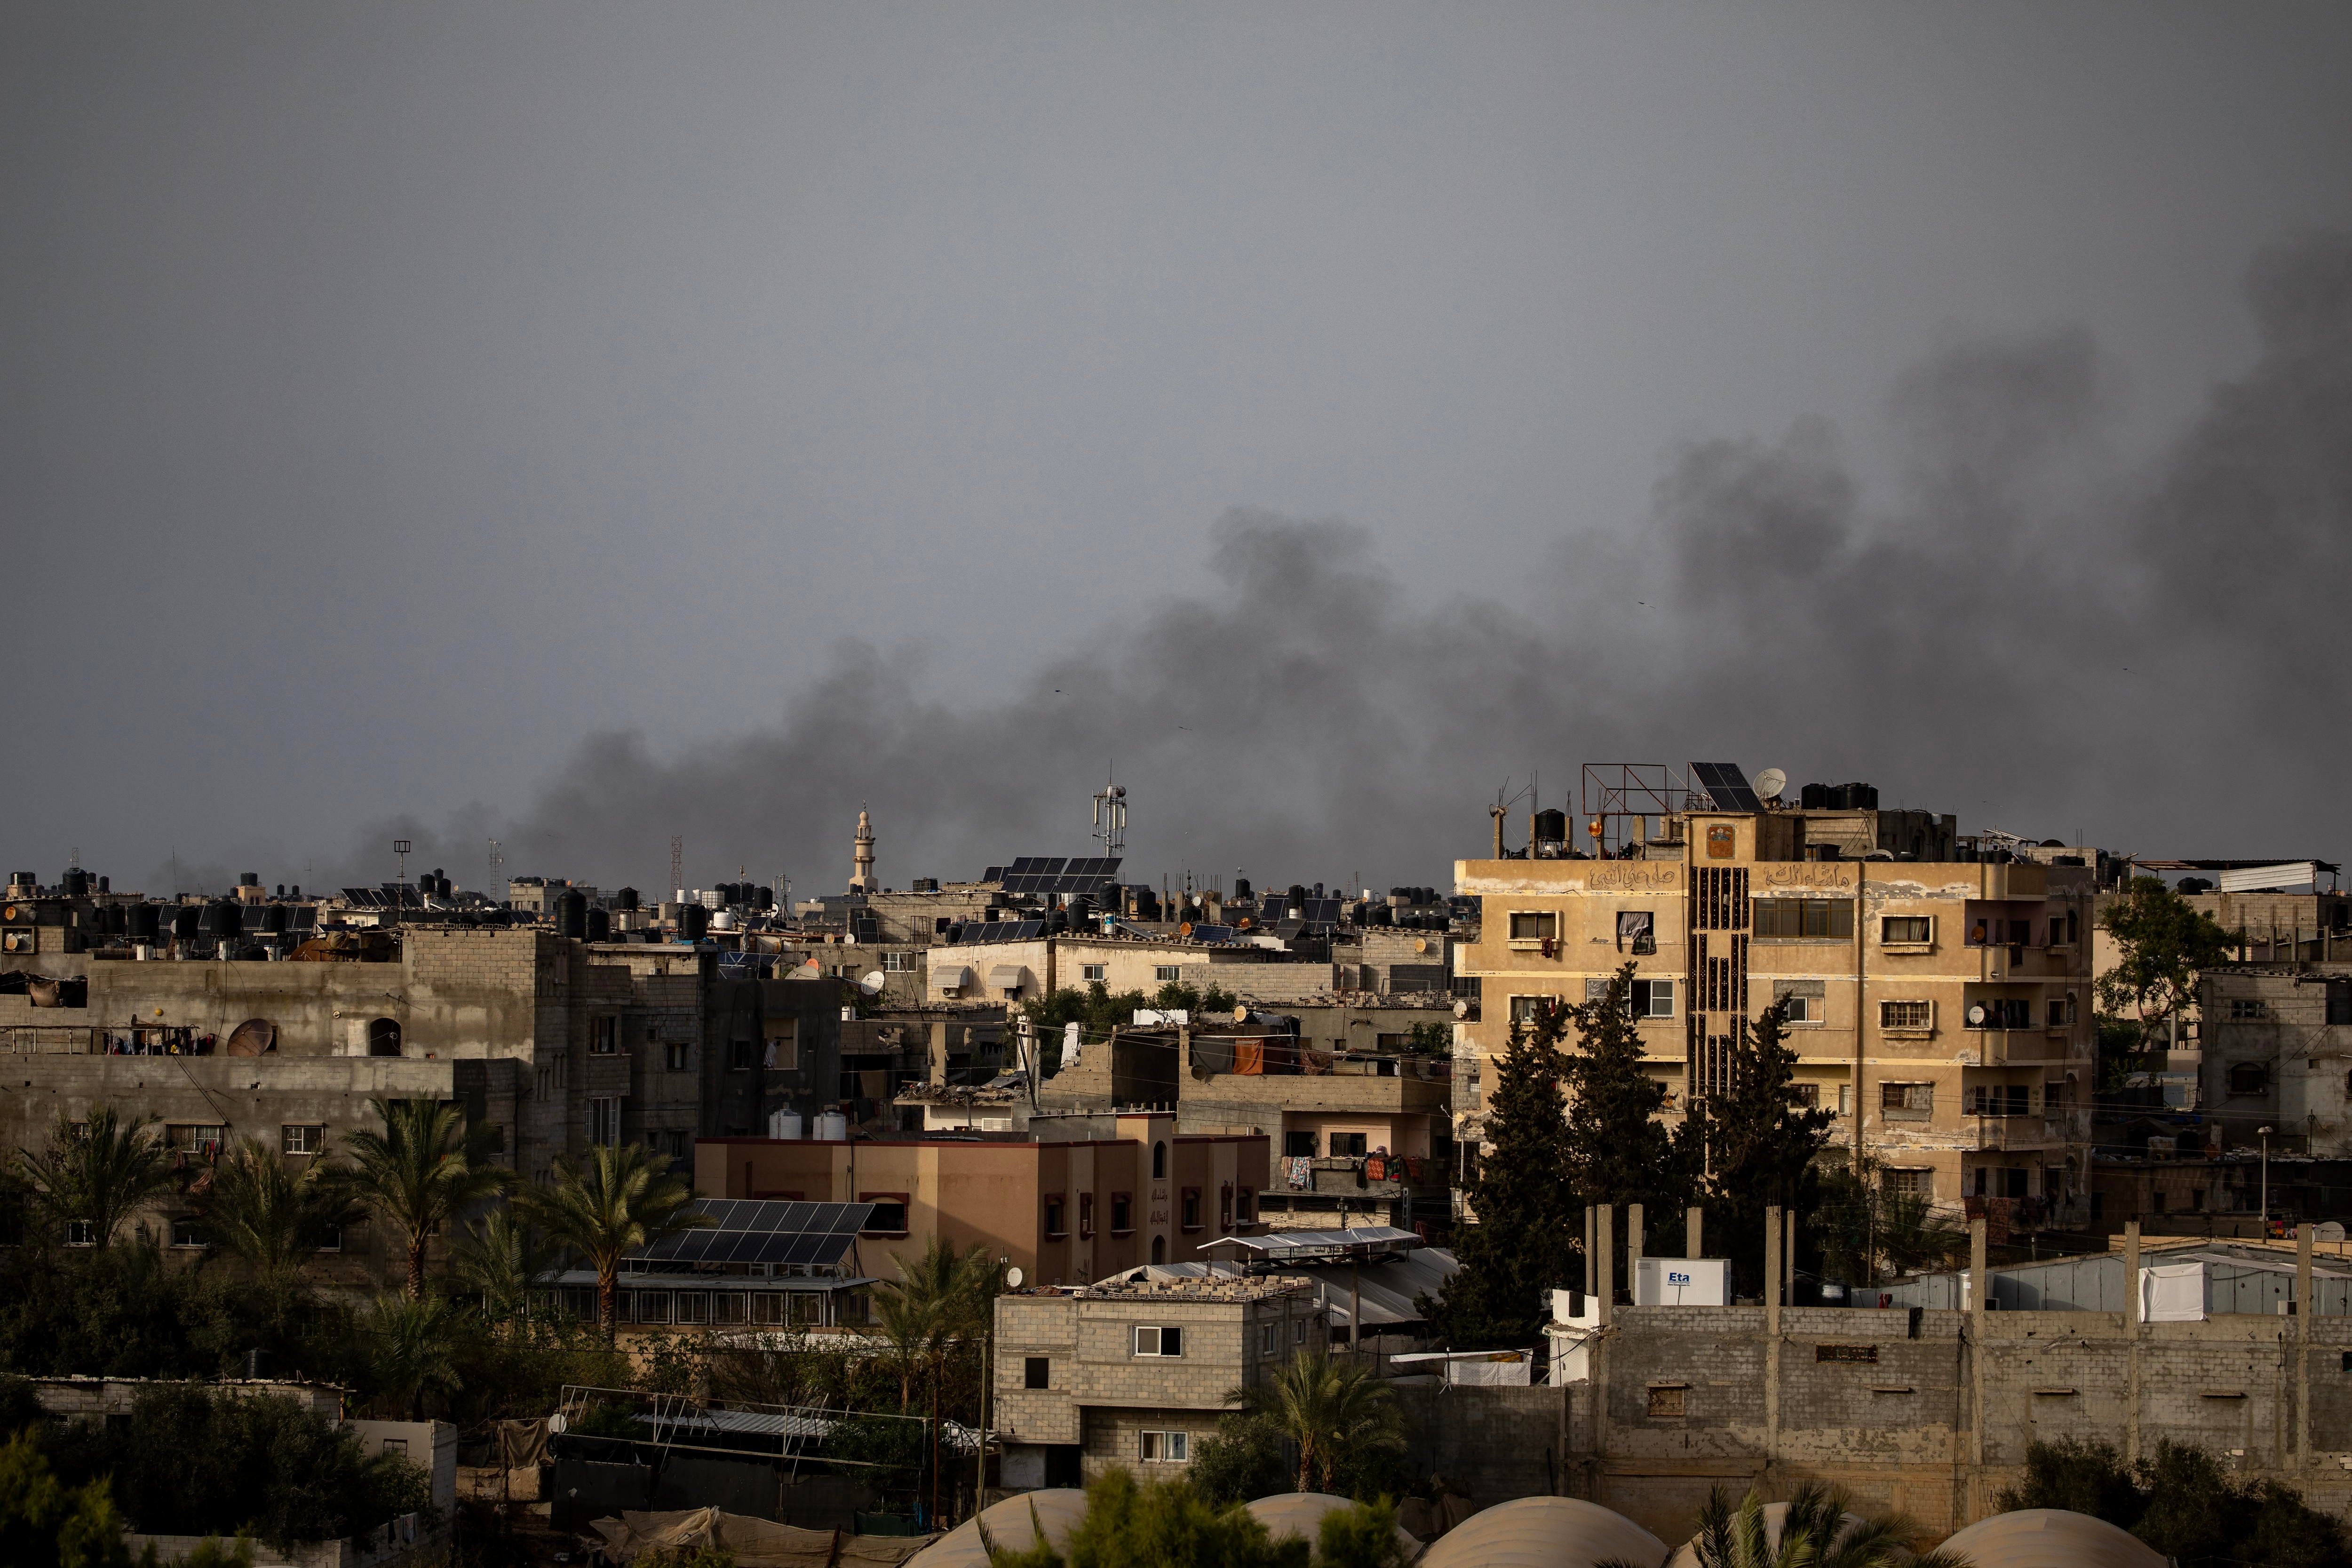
[487,839,503,884]
[1092,766,1128,855]
[670,836,684,902]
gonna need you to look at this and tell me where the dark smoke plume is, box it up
[308,231,2352,897]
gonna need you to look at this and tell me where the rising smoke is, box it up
[300,231,2352,898]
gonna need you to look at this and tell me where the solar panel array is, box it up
[1688,762,1763,812]
[952,920,1048,943]
[638,1200,874,1268]
[994,856,1123,895]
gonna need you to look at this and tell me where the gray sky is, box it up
[5,4,2348,898]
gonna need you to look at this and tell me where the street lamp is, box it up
[2259,1125,2275,1233]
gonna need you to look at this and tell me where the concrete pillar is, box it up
[1764,1205,1782,1477]
[1686,1204,1703,1259]
[1584,1204,1597,1295]
[2124,1219,2143,1465]
[1969,1215,1988,1476]
[1785,1206,1798,1306]
[1597,1205,1614,1328]
[2300,1223,2314,1469]
[1764,1207,1782,1329]
[1628,1202,1645,1302]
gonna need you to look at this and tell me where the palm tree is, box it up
[513,1142,711,1337]
[451,1208,551,1332]
[1614,1483,1970,1568]
[1229,1351,1405,1494]
[340,1098,511,1299]
[14,1106,177,1249]
[359,1291,465,1420]
[873,1237,996,1409]
[200,1134,362,1331]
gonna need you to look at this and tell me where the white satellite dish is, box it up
[1005,1266,1025,1289]
[858,971,887,996]
[547,1413,569,1434]
[1967,1003,1987,1027]
[2316,1221,2346,1244]
[1756,768,1787,802]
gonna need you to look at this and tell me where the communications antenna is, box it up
[487,839,503,883]
[670,836,684,902]
[1091,767,1128,855]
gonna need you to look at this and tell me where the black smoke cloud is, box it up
[298,231,2352,898]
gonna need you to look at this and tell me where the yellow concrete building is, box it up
[1454,806,2097,1220]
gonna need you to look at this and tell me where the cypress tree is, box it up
[1561,963,1693,1253]
[1693,995,1836,1293]
[1419,1005,1580,1349]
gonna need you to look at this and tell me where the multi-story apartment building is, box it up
[1454,796,2097,1222]
[2196,963,2352,1155]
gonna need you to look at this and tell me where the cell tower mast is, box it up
[1091,768,1128,855]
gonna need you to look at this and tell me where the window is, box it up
[304,1221,343,1252]
[2228,1062,2269,1096]
[1025,1357,1050,1390]
[1972,998,2032,1029]
[633,1291,671,1325]
[675,1292,710,1325]
[381,1439,408,1459]
[1260,1321,1279,1355]
[1139,1431,1190,1462]
[2329,981,2352,1027]
[1283,1130,1318,1157]
[1881,1000,1933,1032]
[63,1220,94,1247]
[2047,997,2073,1028]
[590,1017,618,1055]
[367,1018,402,1057]
[1647,1385,1688,1418]
[1111,1193,1134,1234]
[861,1193,910,1235]
[1508,912,1558,942]
[1155,965,1181,983]
[1082,963,1107,982]
[1295,1319,1307,1345]
[1330,1132,1368,1158]
[1132,1325,1185,1357]
[170,1124,226,1156]
[1783,996,1814,1024]
[1880,1082,1933,1121]
[170,1217,207,1249]
[1044,1194,1068,1238]
[2230,999,2270,1021]
[281,1124,323,1156]
[1882,916,1933,946]
[729,1038,754,1071]
[1631,979,1675,1019]
[2045,1080,2071,1111]
[1882,1167,1930,1197]
[1788,1083,1820,1108]
[1237,1187,1255,1224]
[1966,1085,2031,1117]
[1837,1084,1853,1115]
[1753,899,1853,939]
[1508,995,1545,1026]
[1080,1193,1096,1239]
[882,951,917,972]
[1152,1140,1168,1178]
[1219,1185,1233,1231]
[1181,1188,1201,1230]
[1618,910,1656,955]
[666,1041,691,1072]
[588,1097,621,1147]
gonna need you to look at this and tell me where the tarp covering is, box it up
[590,1508,935,1568]
[1939,1508,2168,1568]
[1416,1496,1665,1568]
[904,1488,1090,1568]
[495,1417,551,1469]
[1244,1492,1424,1561]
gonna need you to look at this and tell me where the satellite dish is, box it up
[1967,1003,1987,1026]
[1453,999,1471,1019]
[1756,768,1787,802]
[1005,1266,1025,1289]
[2319,1222,2347,1243]
[547,1413,569,1435]
[858,971,887,996]
[1233,1004,1251,1024]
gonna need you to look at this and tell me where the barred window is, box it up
[1881,1000,1933,1030]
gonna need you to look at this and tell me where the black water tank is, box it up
[944,923,963,943]
[435,876,452,898]
[1534,808,1569,844]
[1371,903,1394,926]
[585,907,611,941]
[614,886,640,912]
[1288,884,1309,905]
[101,904,127,936]
[1233,877,1253,901]
[262,904,288,935]
[63,870,88,897]
[198,900,235,936]
[680,903,709,941]
[97,876,109,893]
[557,889,588,939]
[172,906,201,940]
[755,885,774,910]
[1801,782,1828,809]
[419,874,435,893]
[289,884,301,901]
[128,904,159,943]
[238,872,259,889]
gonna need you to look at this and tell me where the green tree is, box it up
[1995,1435,2351,1566]
[1562,965,1692,1242]
[514,1143,710,1337]
[0,1427,147,1568]
[1420,1006,1579,1348]
[450,1208,551,1332]
[1184,1412,1287,1507]
[986,1467,1310,1568]
[340,1098,510,1299]
[198,1136,361,1332]
[2097,877,2234,1054]
[1228,1352,1405,1495]
[1813,1154,1968,1288]
[1692,997,1835,1292]
[1017,983,1152,1070]
[1315,1499,1406,1568]
[873,1237,995,1412]
[15,1107,177,1250]
[1618,1481,1963,1568]
[358,1292,464,1419]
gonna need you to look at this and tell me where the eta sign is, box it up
[1668,1271,1692,1287]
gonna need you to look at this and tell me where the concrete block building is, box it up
[991,1273,1324,1487]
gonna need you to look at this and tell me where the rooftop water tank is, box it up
[814,1111,849,1141]
[768,1109,804,1140]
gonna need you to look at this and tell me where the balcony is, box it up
[1964,1029,2074,1067]
[1967,1116,2066,1152]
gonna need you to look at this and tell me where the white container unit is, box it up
[1634,1257,1732,1306]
